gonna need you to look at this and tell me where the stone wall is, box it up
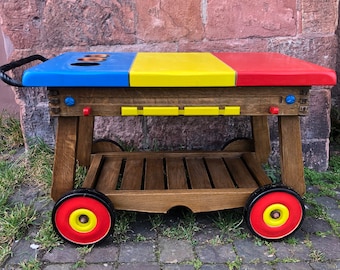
[0,0,338,170]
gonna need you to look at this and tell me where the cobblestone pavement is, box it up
[2,183,340,270]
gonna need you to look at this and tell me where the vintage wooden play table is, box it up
[1,52,336,245]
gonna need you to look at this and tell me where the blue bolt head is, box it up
[285,95,296,105]
[64,96,76,106]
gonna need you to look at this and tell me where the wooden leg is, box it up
[51,117,79,201]
[252,116,271,164]
[76,116,94,167]
[278,116,306,195]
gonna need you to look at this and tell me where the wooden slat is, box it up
[224,158,258,188]
[51,117,78,201]
[205,158,235,188]
[100,151,243,159]
[120,159,144,190]
[144,158,165,190]
[242,153,272,186]
[186,158,211,189]
[166,158,188,189]
[82,155,104,189]
[96,157,123,193]
[279,116,305,195]
[76,116,94,167]
[252,116,271,164]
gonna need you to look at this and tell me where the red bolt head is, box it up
[83,107,92,116]
[269,106,279,115]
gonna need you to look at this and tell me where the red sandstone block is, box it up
[301,88,331,140]
[0,0,41,49]
[301,0,338,34]
[178,39,268,53]
[41,0,136,48]
[267,36,337,69]
[206,0,297,39]
[135,0,204,42]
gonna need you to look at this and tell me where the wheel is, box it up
[222,138,254,152]
[92,139,123,154]
[52,189,115,245]
[244,185,305,240]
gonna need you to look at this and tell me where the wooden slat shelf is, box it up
[82,151,272,213]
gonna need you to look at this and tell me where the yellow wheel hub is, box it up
[263,203,289,227]
[69,208,97,233]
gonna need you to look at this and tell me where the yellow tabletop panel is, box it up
[129,52,236,87]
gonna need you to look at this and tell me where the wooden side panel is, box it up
[186,158,211,189]
[166,158,188,189]
[82,155,103,189]
[55,87,307,117]
[242,153,272,186]
[51,117,78,201]
[279,116,305,195]
[205,158,235,188]
[252,116,271,164]
[96,157,122,193]
[107,189,256,213]
[120,159,144,190]
[144,158,165,190]
[76,116,94,167]
[225,158,258,188]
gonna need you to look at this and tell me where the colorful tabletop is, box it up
[22,52,336,87]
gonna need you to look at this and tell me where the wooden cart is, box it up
[1,52,336,245]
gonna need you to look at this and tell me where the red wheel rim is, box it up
[249,191,303,239]
[54,196,112,245]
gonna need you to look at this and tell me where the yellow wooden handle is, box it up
[121,106,240,116]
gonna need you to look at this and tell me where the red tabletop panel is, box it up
[213,52,336,86]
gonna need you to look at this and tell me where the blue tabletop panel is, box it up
[22,52,137,87]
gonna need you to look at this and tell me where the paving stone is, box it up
[194,227,224,244]
[306,185,320,195]
[334,190,340,201]
[239,264,273,270]
[8,183,41,206]
[196,244,236,263]
[116,263,160,270]
[309,235,340,261]
[43,264,74,270]
[289,228,307,242]
[42,245,80,263]
[233,239,275,264]
[118,241,156,263]
[274,262,313,269]
[315,197,339,210]
[272,241,310,260]
[159,238,194,263]
[163,265,195,270]
[301,217,332,234]
[327,209,340,223]
[200,264,229,270]
[80,264,115,270]
[84,245,119,263]
[4,239,39,266]
[310,261,340,269]
[127,215,157,240]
